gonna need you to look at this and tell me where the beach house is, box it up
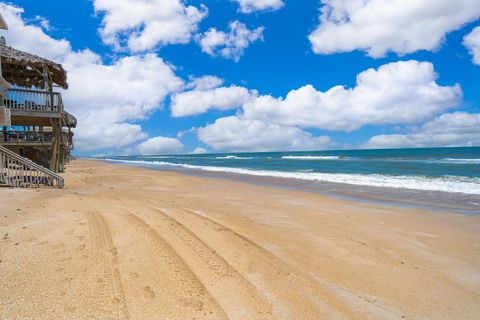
[0,13,75,188]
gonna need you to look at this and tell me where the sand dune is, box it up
[1,160,479,319]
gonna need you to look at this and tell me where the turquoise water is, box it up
[102,147,480,196]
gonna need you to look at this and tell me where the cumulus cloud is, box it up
[363,112,480,149]
[309,0,480,57]
[0,3,71,62]
[0,3,184,152]
[74,121,147,151]
[232,0,284,13]
[197,117,333,152]
[171,87,255,117]
[94,0,207,52]
[194,60,462,152]
[137,136,184,155]
[198,21,264,62]
[186,75,224,91]
[63,53,183,150]
[171,77,256,117]
[192,147,208,154]
[464,26,480,65]
[63,53,183,123]
[242,60,462,131]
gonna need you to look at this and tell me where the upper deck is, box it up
[3,88,63,125]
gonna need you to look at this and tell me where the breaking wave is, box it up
[104,159,480,195]
[281,156,345,160]
[215,156,254,160]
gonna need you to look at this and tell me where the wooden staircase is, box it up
[0,145,64,188]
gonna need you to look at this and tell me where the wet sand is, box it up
[1,160,479,319]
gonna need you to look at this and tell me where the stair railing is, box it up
[0,145,64,188]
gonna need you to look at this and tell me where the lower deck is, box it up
[1,130,53,146]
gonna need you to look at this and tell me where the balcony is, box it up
[0,130,53,146]
[3,88,64,122]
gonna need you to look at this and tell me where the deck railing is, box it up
[0,145,64,188]
[3,88,63,113]
[1,130,53,144]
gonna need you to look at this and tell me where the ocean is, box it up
[101,147,480,213]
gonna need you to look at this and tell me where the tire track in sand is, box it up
[114,211,229,319]
[121,204,276,320]
[157,206,364,320]
[172,207,412,319]
[85,211,130,320]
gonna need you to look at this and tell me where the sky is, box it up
[1,0,480,156]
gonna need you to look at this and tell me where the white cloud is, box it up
[363,112,480,149]
[63,53,183,151]
[137,136,184,155]
[242,60,461,131]
[232,0,284,13]
[186,75,224,90]
[197,116,333,152]
[171,84,256,117]
[63,53,183,123]
[464,26,480,65]
[309,0,480,57]
[195,60,462,152]
[0,3,184,152]
[198,20,264,62]
[192,147,208,154]
[0,3,71,62]
[33,15,53,32]
[93,0,207,52]
[74,122,147,151]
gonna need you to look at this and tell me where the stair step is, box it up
[0,146,64,189]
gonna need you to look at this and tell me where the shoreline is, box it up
[101,159,480,215]
[1,160,480,319]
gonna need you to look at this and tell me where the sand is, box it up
[1,160,479,320]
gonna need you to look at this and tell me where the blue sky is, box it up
[2,0,480,155]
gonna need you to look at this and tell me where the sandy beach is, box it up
[1,160,479,319]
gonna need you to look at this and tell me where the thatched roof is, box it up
[0,44,68,89]
[62,111,77,128]
[0,14,7,30]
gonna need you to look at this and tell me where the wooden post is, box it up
[43,64,61,173]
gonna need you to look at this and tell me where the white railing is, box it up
[3,88,63,113]
[0,145,64,188]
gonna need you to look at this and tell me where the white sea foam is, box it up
[281,155,344,160]
[438,158,480,164]
[104,159,480,195]
[139,156,171,159]
[216,156,253,160]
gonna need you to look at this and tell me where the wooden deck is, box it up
[4,88,63,125]
[1,130,53,147]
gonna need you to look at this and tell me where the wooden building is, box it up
[0,13,75,188]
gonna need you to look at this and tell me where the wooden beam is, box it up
[11,110,62,118]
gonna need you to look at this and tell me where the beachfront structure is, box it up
[0,13,75,188]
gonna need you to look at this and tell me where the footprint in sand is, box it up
[63,277,74,283]
[143,286,155,299]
